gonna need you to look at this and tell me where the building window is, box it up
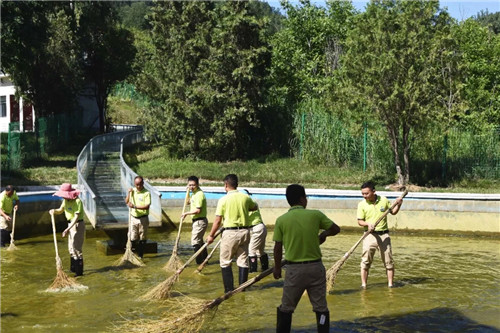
[0,96,6,117]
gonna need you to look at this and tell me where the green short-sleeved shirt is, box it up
[215,190,256,228]
[247,197,263,226]
[61,198,83,221]
[357,195,390,231]
[190,188,207,220]
[273,206,334,262]
[130,188,151,217]
[0,190,19,215]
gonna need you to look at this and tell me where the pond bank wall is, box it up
[12,186,500,238]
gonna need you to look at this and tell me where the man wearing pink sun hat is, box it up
[50,183,85,276]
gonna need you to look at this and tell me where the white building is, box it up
[0,71,35,133]
[0,71,101,133]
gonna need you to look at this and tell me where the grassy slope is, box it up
[3,99,497,193]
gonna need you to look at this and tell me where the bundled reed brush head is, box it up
[116,295,213,333]
[164,254,183,272]
[114,247,145,267]
[140,273,179,301]
[46,267,88,293]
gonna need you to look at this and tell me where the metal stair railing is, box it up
[120,131,162,225]
[77,125,146,228]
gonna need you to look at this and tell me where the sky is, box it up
[266,0,500,21]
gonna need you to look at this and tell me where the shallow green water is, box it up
[1,230,499,332]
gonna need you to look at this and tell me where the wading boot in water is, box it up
[137,240,146,259]
[248,256,258,273]
[239,266,249,286]
[221,266,234,293]
[260,253,269,271]
[75,258,84,277]
[200,247,208,262]
[193,244,203,265]
[276,307,292,333]
[315,311,330,333]
[70,257,76,273]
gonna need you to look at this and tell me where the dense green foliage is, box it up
[135,1,272,160]
[1,1,135,132]
[3,0,499,187]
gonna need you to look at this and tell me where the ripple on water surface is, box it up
[1,232,499,332]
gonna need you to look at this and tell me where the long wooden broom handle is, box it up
[197,238,222,272]
[342,190,409,259]
[177,228,223,274]
[10,209,17,240]
[172,188,190,255]
[207,260,288,309]
[50,213,60,260]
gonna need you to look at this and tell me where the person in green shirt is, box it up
[357,181,403,289]
[180,176,208,264]
[206,174,257,293]
[242,189,269,273]
[125,175,151,259]
[0,185,20,247]
[50,183,85,276]
[273,184,340,333]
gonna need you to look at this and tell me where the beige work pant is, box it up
[191,218,208,246]
[68,220,85,259]
[249,223,267,257]
[219,229,250,268]
[361,232,394,270]
[280,261,328,313]
[0,215,12,231]
[130,215,149,241]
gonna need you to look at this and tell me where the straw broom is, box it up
[164,188,190,272]
[142,229,223,301]
[114,207,145,267]
[326,190,409,292]
[46,214,87,292]
[122,260,287,333]
[195,238,221,273]
[7,209,18,251]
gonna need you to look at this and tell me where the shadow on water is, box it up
[284,308,500,333]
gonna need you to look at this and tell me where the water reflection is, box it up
[1,231,499,332]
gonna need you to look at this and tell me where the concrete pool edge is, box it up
[13,185,500,237]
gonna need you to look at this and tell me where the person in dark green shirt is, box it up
[273,184,341,333]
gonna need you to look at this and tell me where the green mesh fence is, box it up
[111,82,150,107]
[7,122,21,170]
[293,111,500,182]
[6,112,86,169]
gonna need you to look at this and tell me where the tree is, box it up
[137,1,271,160]
[1,1,81,117]
[339,0,458,185]
[454,19,500,129]
[474,9,500,34]
[76,1,136,132]
[269,0,356,106]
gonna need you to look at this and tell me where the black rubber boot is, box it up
[276,307,292,333]
[200,247,208,262]
[249,256,258,273]
[260,253,269,271]
[137,240,146,259]
[75,258,84,277]
[221,266,234,293]
[0,229,10,247]
[315,311,330,333]
[238,266,249,286]
[70,257,76,273]
[193,244,203,265]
